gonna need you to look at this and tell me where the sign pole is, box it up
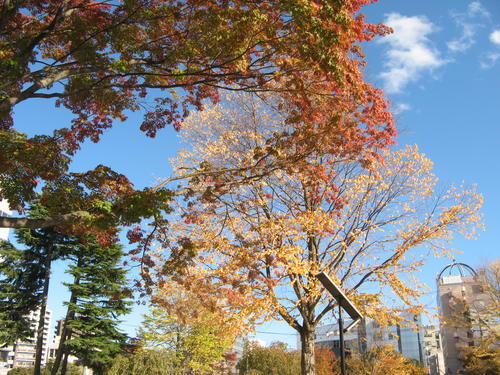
[316,272,363,375]
[338,298,346,375]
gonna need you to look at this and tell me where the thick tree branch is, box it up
[315,301,335,324]
[1,69,74,110]
[0,211,89,229]
[277,307,302,332]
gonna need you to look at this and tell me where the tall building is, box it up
[0,199,11,241]
[0,309,52,369]
[392,314,424,362]
[437,261,488,375]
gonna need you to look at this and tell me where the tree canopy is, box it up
[0,0,395,249]
[0,202,79,363]
[105,350,180,375]
[237,341,301,375]
[346,346,426,375]
[0,239,43,344]
[137,305,232,374]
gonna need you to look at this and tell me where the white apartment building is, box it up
[0,309,52,370]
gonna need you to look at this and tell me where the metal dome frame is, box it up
[437,260,477,281]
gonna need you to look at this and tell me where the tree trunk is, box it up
[51,258,82,375]
[299,326,317,375]
[34,246,53,375]
[60,350,70,375]
[50,298,76,375]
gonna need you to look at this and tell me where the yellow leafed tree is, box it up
[155,93,483,375]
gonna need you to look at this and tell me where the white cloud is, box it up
[480,52,500,69]
[447,24,476,52]
[447,2,490,53]
[490,30,500,45]
[392,102,411,115]
[468,1,490,18]
[378,13,446,94]
[482,29,500,68]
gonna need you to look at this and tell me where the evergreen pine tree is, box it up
[13,204,78,375]
[0,240,43,344]
[0,202,131,375]
[0,202,78,375]
[51,237,132,375]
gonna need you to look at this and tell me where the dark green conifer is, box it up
[51,238,131,375]
[0,240,43,344]
[0,201,131,375]
[0,202,78,375]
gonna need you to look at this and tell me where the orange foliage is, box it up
[157,94,483,332]
[315,347,337,375]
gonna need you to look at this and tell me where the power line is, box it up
[253,331,297,336]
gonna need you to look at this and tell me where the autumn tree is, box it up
[105,350,179,375]
[345,346,426,375]
[7,362,81,375]
[237,341,301,375]
[470,261,499,342]
[154,94,482,375]
[0,0,395,251]
[314,347,337,375]
[107,301,236,375]
[463,344,500,375]
[137,305,232,374]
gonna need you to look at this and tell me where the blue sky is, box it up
[8,0,500,348]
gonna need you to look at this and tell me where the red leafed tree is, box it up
[0,0,395,247]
